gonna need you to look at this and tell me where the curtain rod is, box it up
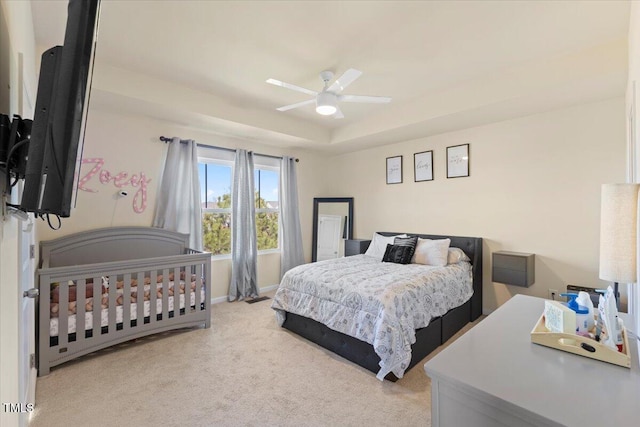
[159,136,299,162]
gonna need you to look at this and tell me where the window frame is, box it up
[197,150,281,258]
[199,158,234,259]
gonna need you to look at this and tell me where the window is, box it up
[199,161,232,256]
[255,168,279,251]
[198,155,280,256]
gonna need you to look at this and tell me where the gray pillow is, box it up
[394,236,417,258]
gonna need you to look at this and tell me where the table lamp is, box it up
[599,183,640,309]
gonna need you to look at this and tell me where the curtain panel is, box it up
[152,138,203,251]
[229,149,258,301]
[279,156,304,277]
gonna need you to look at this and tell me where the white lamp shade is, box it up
[599,183,640,283]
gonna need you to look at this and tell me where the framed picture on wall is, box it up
[414,151,433,182]
[446,144,470,178]
[386,156,403,184]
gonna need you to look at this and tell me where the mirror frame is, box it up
[312,197,354,262]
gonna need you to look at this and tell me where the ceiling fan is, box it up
[266,69,391,119]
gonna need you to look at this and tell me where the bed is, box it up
[271,232,482,381]
[37,227,212,376]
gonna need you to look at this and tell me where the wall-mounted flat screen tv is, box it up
[20,0,100,218]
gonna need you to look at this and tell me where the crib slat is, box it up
[173,267,180,318]
[123,273,131,331]
[204,259,211,327]
[136,271,144,327]
[58,282,68,348]
[149,270,157,324]
[108,273,117,334]
[195,263,203,312]
[93,277,102,339]
[76,279,86,341]
[162,268,169,321]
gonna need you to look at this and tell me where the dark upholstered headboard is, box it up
[40,227,190,269]
[378,232,483,320]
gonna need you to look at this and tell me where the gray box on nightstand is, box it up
[492,251,535,287]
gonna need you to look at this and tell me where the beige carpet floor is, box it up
[30,291,482,427]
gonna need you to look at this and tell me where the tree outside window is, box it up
[255,168,279,251]
[199,161,279,255]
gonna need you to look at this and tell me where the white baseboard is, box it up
[211,295,227,305]
[260,284,279,293]
[210,284,279,305]
[482,307,493,316]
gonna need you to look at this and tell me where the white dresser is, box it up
[424,294,640,427]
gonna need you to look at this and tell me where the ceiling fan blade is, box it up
[333,106,344,119]
[339,94,391,104]
[266,78,317,96]
[276,99,315,112]
[328,68,362,93]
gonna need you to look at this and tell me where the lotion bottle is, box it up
[575,291,595,332]
[560,293,590,335]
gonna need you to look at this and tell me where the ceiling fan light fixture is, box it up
[316,104,337,116]
[268,68,391,118]
[316,92,337,116]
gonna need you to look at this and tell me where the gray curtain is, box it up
[152,138,203,251]
[279,156,304,277]
[229,149,258,301]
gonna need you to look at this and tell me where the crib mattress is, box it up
[50,288,205,337]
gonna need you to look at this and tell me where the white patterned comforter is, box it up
[271,254,473,380]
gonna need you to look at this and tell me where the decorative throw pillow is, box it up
[364,233,407,261]
[382,244,414,264]
[394,236,418,258]
[412,238,451,266]
[447,247,471,264]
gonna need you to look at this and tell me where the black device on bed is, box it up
[281,232,483,381]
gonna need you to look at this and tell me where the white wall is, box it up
[327,98,626,312]
[37,107,332,300]
[0,1,37,426]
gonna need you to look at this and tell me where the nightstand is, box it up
[492,251,535,287]
[345,239,371,256]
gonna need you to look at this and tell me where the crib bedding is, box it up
[271,254,473,380]
[50,277,200,317]
[50,287,206,337]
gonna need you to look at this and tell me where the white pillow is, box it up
[447,247,470,264]
[364,233,407,261]
[412,238,451,266]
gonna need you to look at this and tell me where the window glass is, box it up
[198,158,280,255]
[200,162,232,255]
[255,168,279,251]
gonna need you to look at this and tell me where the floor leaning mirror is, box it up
[312,197,354,262]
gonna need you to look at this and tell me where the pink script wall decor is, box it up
[78,158,152,213]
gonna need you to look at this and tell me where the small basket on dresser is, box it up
[530,314,630,368]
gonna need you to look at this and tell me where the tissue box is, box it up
[544,300,576,333]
